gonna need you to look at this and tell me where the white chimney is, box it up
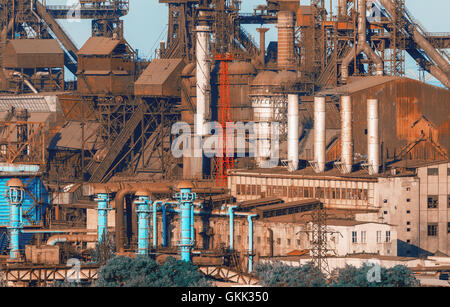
[195,24,211,136]
[367,98,380,175]
[313,96,326,173]
[287,94,299,171]
[340,96,353,174]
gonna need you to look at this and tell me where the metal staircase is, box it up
[87,103,146,183]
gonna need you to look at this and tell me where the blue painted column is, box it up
[95,193,110,243]
[228,206,238,250]
[5,179,24,260]
[247,214,258,273]
[135,194,151,255]
[175,182,197,262]
[190,205,195,245]
[162,203,168,247]
[152,201,161,248]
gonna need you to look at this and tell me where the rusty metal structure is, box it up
[0,0,448,286]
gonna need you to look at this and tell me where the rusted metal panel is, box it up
[348,78,450,161]
[78,37,121,55]
[134,58,185,97]
[3,39,64,69]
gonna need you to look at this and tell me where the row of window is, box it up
[427,195,450,208]
[427,223,450,236]
[351,231,391,244]
[236,184,369,201]
[427,167,450,176]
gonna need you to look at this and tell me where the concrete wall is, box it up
[327,223,397,256]
[417,162,450,256]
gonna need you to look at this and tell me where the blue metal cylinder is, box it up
[175,187,196,262]
[228,206,238,250]
[95,193,110,243]
[152,201,159,248]
[162,203,168,247]
[190,204,195,244]
[8,203,21,259]
[135,195,151,255]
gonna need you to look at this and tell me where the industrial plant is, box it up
[0,0,448,287]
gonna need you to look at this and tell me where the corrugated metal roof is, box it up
[0,96,52,112]
[135,58,184,86]
[78,37,121,55]
[8,39,63,55]
[318,76,402,96]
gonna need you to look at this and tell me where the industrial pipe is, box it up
[340,96,353,174]
[152,201,164,248]
[174,182,197,262]
[287,94,299,172]
[313,96,326,173]
[95,192,110,243]
[114,184,170,252]
[341,0,384,82]
[277,11,295,70]
[256,28,269,65]
[367,99,380,175]
[195,24,211,136]
[338,0,348,17]
[228,205,238,250]
[47,234,97,246]
[247,214,258,273]
[5,178,24,260]
[135,193,151,255]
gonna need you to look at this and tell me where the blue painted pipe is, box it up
[175,188,196,262]
[135,195,151,255]
[247,214,257,273]
[9,204,21,259]
[95,193,110,243]
[228,206,238,250]
[6,182,24,260]
[190,205,195,245]
[162,203,168,247]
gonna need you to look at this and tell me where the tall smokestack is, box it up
[340,96,353,174]
[313,96,326,173]
[195,24,211,136]
[256,28,269,66]
[277,11,295,70]
[367,98,380,175]
[287,94,299,172]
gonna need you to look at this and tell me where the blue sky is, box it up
[51,0,449,84]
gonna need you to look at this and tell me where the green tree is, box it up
[254,261,327,287]
[96,256,211,287]
[331,264,420,287]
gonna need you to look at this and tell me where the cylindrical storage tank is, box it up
[367,99,380,175]
[314,96,326,173]
[250,71,280,167]
[195,25,211,136]
[287,94,299,171]
[340,96,353,174]
[222,61,256,122]
[277,11,295,70]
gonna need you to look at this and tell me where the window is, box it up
[361,231,367,244]
[407,239,411,244]
[376,231,382,243]
[448,196,450,208]
[296,239,301,246]
[352,231,357,243]
[448,223,450,234]
[406,221,411,225]
[406,210,411,214]
[383,199,388,203]
[386,231,391,243]
[407,228,411,232]
[383,211,388,215]
[276,238,281,245]
[287,239,291,246]
[406,198,411,203]
[427,168,438,176]
[406,187,411,192]
[427,224,438,236]
[427,196,438,208]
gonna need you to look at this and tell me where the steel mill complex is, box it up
[0,0,448,287]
